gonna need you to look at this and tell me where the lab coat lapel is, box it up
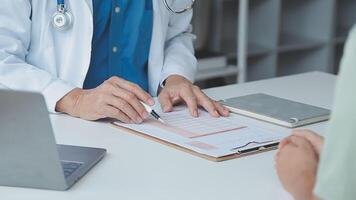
[59,0,93,87]
[148,0,169,95]
[83,0,93,14]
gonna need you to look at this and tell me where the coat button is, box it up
[112,46,118,53]
[114,6,121,13]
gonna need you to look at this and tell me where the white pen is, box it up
[140,101,165,123]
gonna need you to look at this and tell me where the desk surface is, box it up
[1,72,337,200]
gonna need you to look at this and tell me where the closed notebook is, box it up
[221,93,330,128]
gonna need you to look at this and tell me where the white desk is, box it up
[1,72,337,200]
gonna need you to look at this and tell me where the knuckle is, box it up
[182,83,191,89]
[130,83,140,91]
[101,82,114,90]
[103,79,111,84]
[193,85,200,90]
[121,92,135,101]
[127,93,136,101]
[104,80,113,86]
[109,76,120,82]
[102,81,109,86]
[187,96,197,104]
[118,100,129,108]
[103,83,114,91]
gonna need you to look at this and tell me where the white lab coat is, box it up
[0,0,197,112]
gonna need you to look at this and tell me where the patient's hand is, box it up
[292,130,324,156]
[275,136,319,200]
[279,130,324,157]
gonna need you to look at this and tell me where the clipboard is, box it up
[111,122,279,162]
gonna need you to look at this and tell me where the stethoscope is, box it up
[52,0,196,31]
[162,0,195,14]
[52,0,73,31]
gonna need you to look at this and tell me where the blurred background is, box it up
[191,0,356,88]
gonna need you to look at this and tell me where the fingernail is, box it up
[193,110,198,117]
[148,98,155,106]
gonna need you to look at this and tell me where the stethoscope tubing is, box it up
[162,0,195,14]
[57,0,64,5]
[57,0,195,14]
[53,0,195,31]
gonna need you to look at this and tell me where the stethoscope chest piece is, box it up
[52,4,73,31]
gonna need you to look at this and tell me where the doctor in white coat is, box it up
[0,0,229,123]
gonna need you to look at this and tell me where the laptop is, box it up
[0,90,106,190]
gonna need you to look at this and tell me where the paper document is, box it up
[113,106,285,159]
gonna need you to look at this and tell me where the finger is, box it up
[275,150,281,162]
[278,137,291,150]
[108,77,154,105]
[101,105,132,123]
[292,129,320,140]
[289,135,311,148]
[276,144,296,163]
[292,129,324,153]
[274,152,278,162]
[193,87,219,117]
[158,90,173,112]
[106,96,143,124]
[294,131,324,156]
[214,101,230,117]
[180,86,198,117]
[172,96,182,105]
[111,86,149,119]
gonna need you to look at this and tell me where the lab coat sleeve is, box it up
[160,10,197,86]
[0,1,75,113]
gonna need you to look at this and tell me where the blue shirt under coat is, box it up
[83,0,153,91]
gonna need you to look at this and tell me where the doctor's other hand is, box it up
[55,77,154,123]
[158,75,230,118]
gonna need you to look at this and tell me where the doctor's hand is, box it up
[55,77,154,123]
[158,75,230,118]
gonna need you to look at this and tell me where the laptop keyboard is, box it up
[61,161,83,178]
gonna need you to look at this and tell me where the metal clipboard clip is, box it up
[231,140,280,154]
